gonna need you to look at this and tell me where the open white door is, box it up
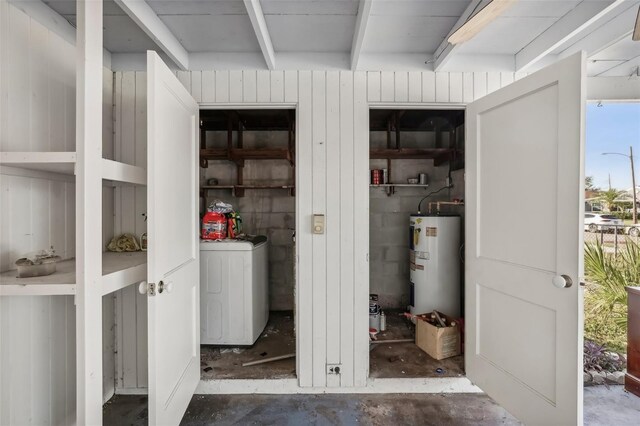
[146,51,200,425]
[466,52,585,425]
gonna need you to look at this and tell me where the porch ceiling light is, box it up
[448,0,517,45]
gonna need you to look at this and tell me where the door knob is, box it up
[552,275,573,288]
[138,281,148,295]
[158,281,173,294]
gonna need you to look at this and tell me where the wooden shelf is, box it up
[200,148,293,164]
[370,184,429,188]
[201,184,295,196]
[0,252,147,296]
[0,151,76,174]
[370,148,454,160]
[0,152,146,186]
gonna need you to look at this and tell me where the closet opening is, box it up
[368,108,466,379]
[198,108,297,380]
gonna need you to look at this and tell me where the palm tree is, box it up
[599,188,625,213]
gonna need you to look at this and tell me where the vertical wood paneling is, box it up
[500,72,515,87]
[422,72,435,102]
[215,70,229,103]
[191,71,202,103]
[367,71,380,102]
[29,19,49,151]
[256,70,270,102]
[1,296,76,426]
[6,6,29,152]
[394,72,408,102]
[176,70,191,93]
[242,70,257,103]
[352,72,369,387]
[408,72,421,102]
[473,72,488,100]
[311,71,327,387]
[229,70,243,102]
[296,70,313,387]
[435,73,449,103]
[338,71,354,387]
[463,72,474,103]
[270,70,284,102]
[487,72,501,94]
[325,71,341,387]
[110,67,528,392]
[380,71,394,102]
[201,70,215,102]
[449,72,463,103]
[284,70,297,103]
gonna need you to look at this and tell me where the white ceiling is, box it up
[39,0,640,75]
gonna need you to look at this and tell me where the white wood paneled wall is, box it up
[114,68,525,389]
[0,2,118,423]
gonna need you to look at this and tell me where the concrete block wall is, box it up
[202,131,295,311]
[369,131,465,309]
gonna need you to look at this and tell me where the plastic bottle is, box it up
[380,311,386,332]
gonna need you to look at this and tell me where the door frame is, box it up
[197,102,301,381]
[364,102,466,379]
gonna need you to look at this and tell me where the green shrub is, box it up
[583,241,639,353]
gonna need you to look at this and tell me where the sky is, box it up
[586,102,640,191]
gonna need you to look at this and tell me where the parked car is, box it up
[584,213,624,233]
[628,225,640,237]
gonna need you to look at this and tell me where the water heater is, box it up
[409,215,461,317]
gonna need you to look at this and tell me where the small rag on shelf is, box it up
[107,234,141,252]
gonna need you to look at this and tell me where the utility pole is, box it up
[602,146,638,224]
[630,146,637,224]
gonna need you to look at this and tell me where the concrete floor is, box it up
[200,311,296,380]
[102,386,640,425]
[200,309,464,380]
[370,310,464,378]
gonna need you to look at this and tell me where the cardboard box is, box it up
[415,313,461,360]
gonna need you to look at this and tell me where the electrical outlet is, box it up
[327,364,342,375]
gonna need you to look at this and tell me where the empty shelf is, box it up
[0,151,76,175]
[0,252,147,296]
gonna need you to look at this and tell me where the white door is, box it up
[146,51,200,425]
[466,52,585,425]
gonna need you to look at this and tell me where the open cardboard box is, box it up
[415,312,461,360]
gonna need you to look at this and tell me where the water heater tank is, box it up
[409,215,461,317]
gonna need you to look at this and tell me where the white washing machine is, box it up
[200,236,269,345]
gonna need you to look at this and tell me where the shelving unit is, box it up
[370,183,430,196]
[199,110,295,197]
[0,252,147,296]
[0,151,148,298]
[0,152,147,186]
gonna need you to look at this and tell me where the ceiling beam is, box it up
[433,0,488,72]
[113,0,189,70]
[351,0,374,71]
[515,0,628,72]
[243,0,276,70]
[558,1,640,60]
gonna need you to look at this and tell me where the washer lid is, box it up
[199,235,268,251]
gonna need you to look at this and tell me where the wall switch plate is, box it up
[313,214,325,234]
[327,364,342,374]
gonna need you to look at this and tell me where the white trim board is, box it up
[117,378,482,395]
[195,378,482,394]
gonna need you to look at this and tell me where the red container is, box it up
[202,212,227,240]
[371,169,383,185]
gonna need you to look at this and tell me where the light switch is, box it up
[313,214,325,234]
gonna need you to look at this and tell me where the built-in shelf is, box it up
[370,183,430,196]
[0,151,77,174]
[200,148,294,165]
[0,152,147,186]
[0,251,147,296]
[370,184,430,188]
[201,184,295,197]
